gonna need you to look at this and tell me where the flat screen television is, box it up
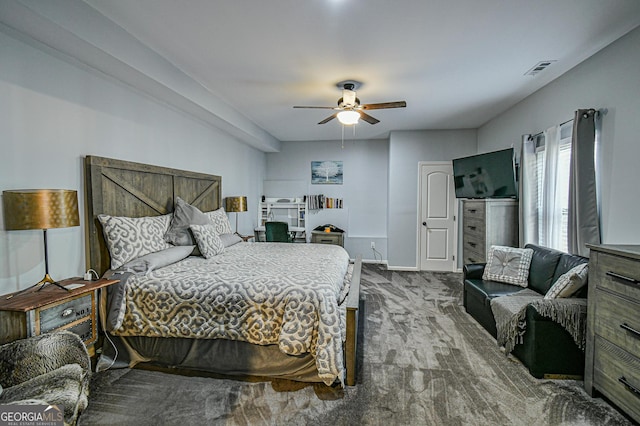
[452,148,517,199]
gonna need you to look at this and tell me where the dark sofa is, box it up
[463,244,588,378]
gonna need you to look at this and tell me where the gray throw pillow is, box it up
[544,263,589,299]
[190,224,225,258]
[482,245,534,287]
[219,233,243,248]
[165,197,213,247]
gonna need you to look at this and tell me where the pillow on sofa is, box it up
[483,245,534,287]
[544,263,589,299]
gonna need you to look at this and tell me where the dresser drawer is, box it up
[39,294,92,333]
[593,289,640,356]
[463,235,485,258]
[595,253,640,301]
[463,201,486,221]
[463,245,486,264]
[311,232,343,246]
[593,337,640,422]
[463,217,484,239]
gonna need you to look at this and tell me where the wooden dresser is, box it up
[461,199,518,264]
[585,244,640,422]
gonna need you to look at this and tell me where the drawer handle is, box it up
[468,242,477,247]
[61,308,74,318]
[619,376,640,398]
[606,271,639,286]
[620,323,640,339]
[468,226,477,230]
[468,209,477,213]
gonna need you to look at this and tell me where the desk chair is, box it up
[265,221,293,242]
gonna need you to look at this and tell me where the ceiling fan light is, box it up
[337,110,360,125]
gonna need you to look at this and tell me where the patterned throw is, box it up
[108,242,351,385]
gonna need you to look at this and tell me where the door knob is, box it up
[422,222,427,226]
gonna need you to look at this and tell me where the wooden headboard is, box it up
[85,156,222,276]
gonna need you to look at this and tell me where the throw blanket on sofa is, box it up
[490,289,587,354]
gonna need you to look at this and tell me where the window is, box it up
[530,122,573,252]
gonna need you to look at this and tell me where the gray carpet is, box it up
[79,264,631,425]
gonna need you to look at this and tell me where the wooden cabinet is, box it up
[461,199,518,264]
[0,278,119,356]
[311,230,344,247]
[585,245,640,423]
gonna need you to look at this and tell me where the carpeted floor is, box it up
[79,264,631,425]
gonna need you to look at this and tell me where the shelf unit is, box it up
[255,198,307,242]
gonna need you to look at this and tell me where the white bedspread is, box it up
[109,242,350,384]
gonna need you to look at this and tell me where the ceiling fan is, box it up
[293,81,406,125]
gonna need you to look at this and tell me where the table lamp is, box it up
[3,189,80,292]
[224,196,247,234]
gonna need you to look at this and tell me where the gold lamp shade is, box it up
[3,189,79,230]
[225,196,248,213]
[3,189,80,294]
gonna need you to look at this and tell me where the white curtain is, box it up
[541,125,564,249]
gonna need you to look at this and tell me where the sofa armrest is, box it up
[0,331,90,388]
[463,263,486,280]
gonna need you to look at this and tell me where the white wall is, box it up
[266,139,388,261]
[387,130,477,269]
[0,31,266,295]
[478,26,640,244]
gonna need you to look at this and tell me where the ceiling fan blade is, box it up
[318,113,337,124]
[359,111,380,125]
[360,101,407,110]
[293,106,337,109]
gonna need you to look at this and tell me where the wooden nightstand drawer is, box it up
[595,253,640,300]
[39,294,92,333]
[66,318,94,344]
[311,231,344,247]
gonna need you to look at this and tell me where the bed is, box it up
[84,156,361,386]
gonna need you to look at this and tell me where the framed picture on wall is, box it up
[311,161,343,184]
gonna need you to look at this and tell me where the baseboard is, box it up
[386,265,419,271]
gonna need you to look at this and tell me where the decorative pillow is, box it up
[204,208,234,235]
[544,263,589,299]
[482,245,534,287]
[118,245,195,274]
[190,224,225,258]
[164,197,212,247]
[219,233,243,248]
[98,214,171,270]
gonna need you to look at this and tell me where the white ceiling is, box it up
[12,1,640,144]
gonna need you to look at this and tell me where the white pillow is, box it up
[482,245,534,287]
[544,263,589,299]
[204,208,234,235]
[190,224,225,258]
[98,214,172,270]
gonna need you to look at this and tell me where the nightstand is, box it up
[0,278,119,357]
[311,230,344,247]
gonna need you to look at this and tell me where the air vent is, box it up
[524,60,557,76]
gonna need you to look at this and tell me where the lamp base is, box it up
[35,273,71,292]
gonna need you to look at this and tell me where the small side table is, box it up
[311,230,344,247]
[240,234,255,242]
[0,278,119,357]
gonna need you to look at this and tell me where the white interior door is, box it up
[419,162,456,271]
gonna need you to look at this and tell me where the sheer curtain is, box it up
[520,124,570,250]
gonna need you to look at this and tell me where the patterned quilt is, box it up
[108,242,351,384]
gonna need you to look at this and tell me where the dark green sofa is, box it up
[463,244,588,378]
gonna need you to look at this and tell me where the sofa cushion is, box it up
[525,244,563,294]
[553,253,589,283]
[465,278,525,300]
[544,263,589,299]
